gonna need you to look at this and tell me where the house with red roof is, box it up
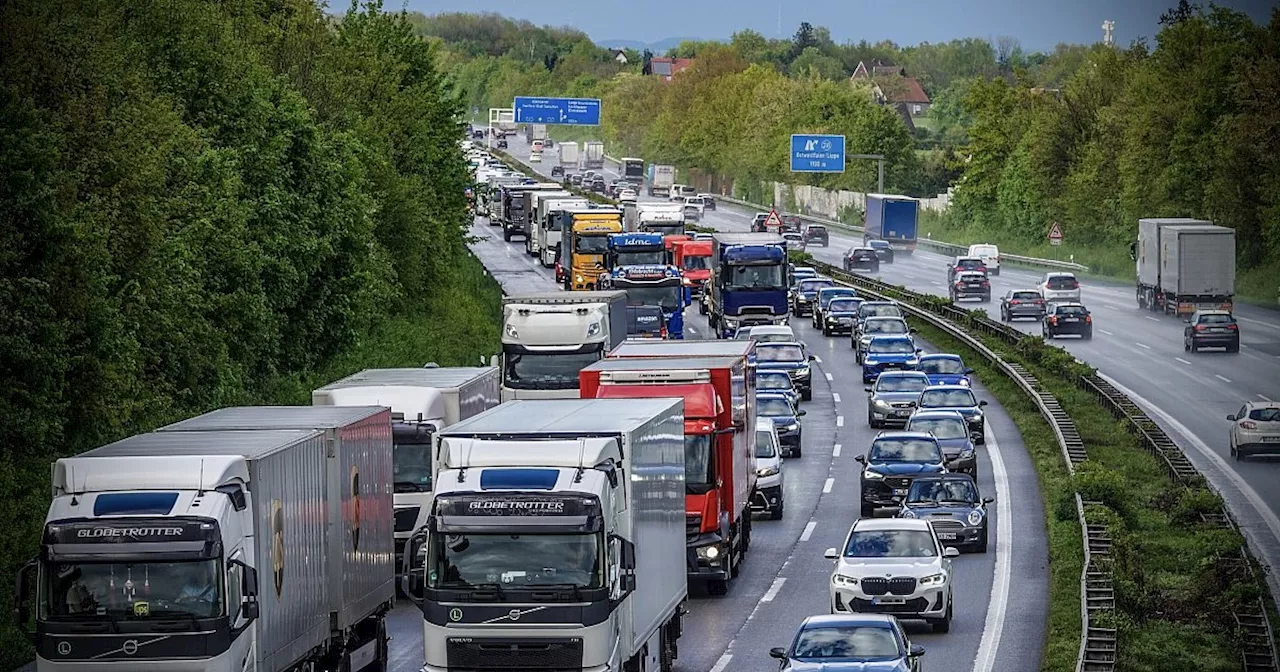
[850,60,932,120]
[647,57,695,81]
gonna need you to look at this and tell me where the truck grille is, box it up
[686,514,703,541]
[860,577,918,596]
[394,506,421,533]
[447,638,583,670]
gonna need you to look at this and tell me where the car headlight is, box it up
[901,508,917,518]
[757,466,780,477]
[967,509,984,526]
[960,447,974,459]
[832,573,859,587]
[959,379,972,387]
[504,324,519,338]
[863,469,885,480]
[919,573,946,587]
[796,366,810,377]
[782,423,799,432]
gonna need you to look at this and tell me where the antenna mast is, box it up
[1102,20,1115,47]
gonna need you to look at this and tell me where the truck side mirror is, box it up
[12,559,36,633]
[234,560,259,598]
[402,530,428,605]
[240,600,259,622]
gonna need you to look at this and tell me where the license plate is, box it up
[893,411,910,417]
[1210,327,1225,332]
[893,488,907,496]
[1062,318,1078,322]
[873,596,906,605]
[967,283,982,288]
[937,532,958,540]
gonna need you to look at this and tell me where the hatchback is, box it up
[1228,402,1280,460]
[845,247,881,273]
[804,225,830,247]
[1000,289,1047,321]
[1043,302,1093,339]
[1184,310,1240,352]
[1039,272,1081,303]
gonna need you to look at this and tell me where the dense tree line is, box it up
[0,0,473,662]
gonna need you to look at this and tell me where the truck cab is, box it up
[561,208,624,291]
[672,238,713,303]
[499,291,628,402]
[707,233,790,338]
[636,202,686,238]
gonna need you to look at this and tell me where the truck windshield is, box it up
[43,560,222,620]
[614,250,665,266]
[574,235,610,254]
[504,349,601,389]
[685,434,715,489]
[393,423,433,492]
[724,264,785,290]
[622,285,682,312]
[429,533,602,589]
[642,223,684,237]
[682,255,710,271]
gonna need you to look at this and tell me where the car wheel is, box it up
[1190,340,1198,353]
[976,530,989,554]
[929,598,953,633]
[801,387,812,402]
[1083,330,1093,340]
[792,446,802,458]
[975,431,986,445]
[771,501,784,520]
[1184,338,1191,352]
[869,416,880,428]
[860,502,875,518]
[1228,342,1240,353]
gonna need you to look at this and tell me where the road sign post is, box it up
[790,134,846,173]
[1048,222,1064,246]
[513,97,602,126]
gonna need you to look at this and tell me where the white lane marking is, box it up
[813,355,822,363]
[825,372,834,381]
[833,443,842,457]
[1098,329,1114,336]
[761,577,787,603]
[710,654,733,672]
[1134,342,1151,350]
[823,478,835,494]
[1235,315,1280,331]
[971,424,1013,672]
[836,415,844,427]
[800,520,818,541]
[832,392,841,403]
[1100,374,1280,601]
[1215,374,1233,383]
[1144,316,1161,322]
[1175,357,1192,365]
[1259,394,1273,401]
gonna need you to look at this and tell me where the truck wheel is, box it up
[698,301,707,315]
[707,578,729,596]
[860,502,875,518]
[660,625,675,672]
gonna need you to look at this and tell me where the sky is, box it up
[399,0,1273,52]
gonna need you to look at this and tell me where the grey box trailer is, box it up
[1136,218,1236,315]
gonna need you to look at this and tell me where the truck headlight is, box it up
[575,274,584,282]
[586,323,601,337]
[504,324,519,338]
[757,466,780,477]
[919,573,946,587]
[967,509,984,526]
[697,545,721,560]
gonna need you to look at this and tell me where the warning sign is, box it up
[1048,222,1063,246]
[763,209,783,232]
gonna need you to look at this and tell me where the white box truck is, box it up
[559,141,580,168]
[1135,218,1236,315]
[582,141,605,169]
[311,367,500,575]
[525,190,575,257]
[406,398,688,672]
[19,408,394,672]
[537,195,590,268]
[499,290,629,402]
[647,164,675,197]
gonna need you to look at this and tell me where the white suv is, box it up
[825,518,958,632]
[967,244,1001,276]
[752,418,785,519]
[1038,272,1081,303]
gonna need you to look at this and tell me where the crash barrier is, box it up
[599,155,1090,274]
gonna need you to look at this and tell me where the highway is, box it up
[406,149,1053,672]
[503,141,1280,598]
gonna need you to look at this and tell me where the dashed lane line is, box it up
[761,578,787,603]
[823,478,835,494]
[833,443,842,457]
[800,520,818,542]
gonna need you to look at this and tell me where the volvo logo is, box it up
[508,609,521,622]
[122,640,139,656]
[57,642,70,656]
[449,608,463,622]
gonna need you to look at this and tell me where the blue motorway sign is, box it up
[514,97,602,126]
[790,134,846,173]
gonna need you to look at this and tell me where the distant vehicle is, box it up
[915,384,988,444]
[683,196,706,220]
[855,301,905,333]
[854,435,947,518]
[782,231,805,251]
[743,324,798,344]
[550,165,564,177]
[898,474,992,553]
[1043,302,1093,339]
[758,391,805,457]
[496,138,508,148]
[812,287,860,329]
[755,341,816,401]
[1134,218,1235,316]
[1184,309,1239,353]
[569,173,583,185]
[1000,289,1047,321]
[1038,271,1081,303]
[968,243,1001,275]
[751,212,770,232]
[780,214,803,233]
[907,410,978,478]
[757,369,800,408]
[770,614,926,670]
[821,297,863,337]
[868,239,895,263]
[753,417,786,518]
[950,271,991,302]
[864,194,919,254]
[804,224,830,247]
[697,193,718,210]
[791,266,818,281]
[677,184,697,199]
[861,335,921,384]
[865,370,931,429]
[669,184,690,201]
[855,317,913,363]
[947,256,988,284]
[792,277,836,317]
[618,188,638,203]
[845,247,880,273]
[1227,402,1280,461]
[916,353,973,387]
[590,178,607,193]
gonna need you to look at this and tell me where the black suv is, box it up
[949,271,991,302]
[947,256,988,284]
[803,225,829,247]
[844,247,880,273]
[1184,310,1239,352]
[1043,302,1092,339]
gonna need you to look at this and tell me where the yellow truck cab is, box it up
[562,208,624,290]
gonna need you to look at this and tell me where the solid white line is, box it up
[761,577,787,603]
[1134,342,1151,350]
[1215,374,1233,383]
[970,424,1013,672]
[1144,316,1161,322]
[710,654,733,672]
[825,372,834,381]
[1098,329,1114,336]
[823,478,835,494]
[836,415,844,427]
[1175,357,1192,365]
[833,443,842,457]
[800,520,818,542]
[832,392,841,403]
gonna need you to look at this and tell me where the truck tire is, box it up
[801,387,812,402]
[503,229,511,242]
[707,578,729,596]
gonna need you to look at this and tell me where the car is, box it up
[692,232,714,241]
[865,371,931,429]
[582,170,597,181]
[803,224,830,247]
[947,256,988,283]
[781,215,803,233]
[758,391,806,457]
[792,277,836,316]
[568,173,583,186]
[967,243,1001,276]
[854,301,905,333]
[812,287,860,328]
[669,184,690,201]
[1227,402,1280,460]
[906,410,978,478]
[1000,289,1047,321]
[1043,302,1093,339]
[845,247,881,273]
[822,297,864,336]
[855,317,913,362]
[625,304,666,339]
[916,354,974,387]
[529,152,541,163]
[618,189,638,203]
[898,474,993,553]
[824,519,955,632]
[915,384,988,443]
[590,178,607,193]
[949,271,991,302]
[1184,309,1240,353]
[782,232,806,252]
[496,138,508,149]
[861,335,921,385]
[757,369,801,408]
[855,433,948,517]
[756,341,817,401]
[697,193,717,211]
[682,197,707,219]
[769,614,925,671]
[1038,272,1081,303]
[752,212,770,232]
[550,165,565,178]
[868,239,895,263]
[791,266,819,282]
[753,417,786,518]
[742,324,798,344]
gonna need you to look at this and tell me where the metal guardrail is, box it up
[600,155,1091,273]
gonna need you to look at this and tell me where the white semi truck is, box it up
[647,165,675,197]
[311,366,501,576]
[559,141,580,168]
[18,406,395,672]
[536,195,591,268]
[406,398,688,672]
[525,190,575,257]
[499,291,629,402]
[636,202,687,238]
[582,141,605,169]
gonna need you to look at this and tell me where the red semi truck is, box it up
[586,344,757,596]
[671,238,713,307]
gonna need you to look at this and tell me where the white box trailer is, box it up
[536,196,590,267]
[582,141,605,169]
[524,190,574,257]
[1136,218,1236,315]
[414,398,688,672]
[559,141,580,168]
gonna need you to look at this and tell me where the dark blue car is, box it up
[856,432,946,517]
[756,341,816,401]
[916,353,974,387]
[861,335,921,384]
[770,614,924,671]
[758,391,806,458]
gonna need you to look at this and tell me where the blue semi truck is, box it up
[602,232,686,338]
[864,194,919,254]
[706,233,789,338]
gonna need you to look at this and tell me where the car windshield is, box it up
[971,246,997,257]
[844,529,939,558]
[865,320,908,335]
[869,438,942,463]
[754,333,793,344]
[574,235,609,254]
[808,227,827,234]
[429,532,602,589]
[43,559,222,619]
[861,305,902,319]
[853,249,876,256]
[867,339,915,354]
[755,431,778,458]
[1013,291,1042,300]
[685,434,714,488]
[829,299,861,312]
[757,397,795,417]
[919,358,965,374]
[725,264,785,290]
[800,280,834,293]
[791,626,903,661]
[1198,313,1235,325]
[682,255,710,271]
[504,348,601,389]
[1055,306,1089,316]
[622,285,682,312]
[1046,276,1078,289]
[875,375,928,393]
[908,416,968,440]
[821,290,857,305]
[757,345,804,362]
[957,259,984,269]
[907,479,978,504]
[614,250,665,266]
[757,372,794,391]
[1248,407,1280,421]
[920,389,978,408]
